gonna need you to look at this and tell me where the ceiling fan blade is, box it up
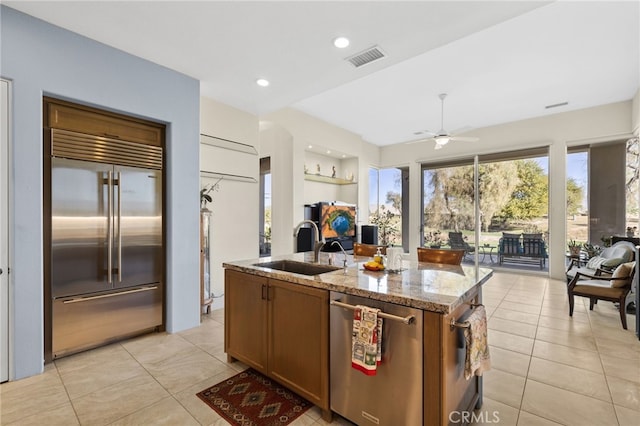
[449,125,474,135]
[450,135,479,142]
[405,136,436,144]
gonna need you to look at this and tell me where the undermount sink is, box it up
[253,260,341,276]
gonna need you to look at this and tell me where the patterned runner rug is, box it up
[196,368,311,425]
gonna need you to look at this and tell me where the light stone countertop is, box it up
[223,252,493,314]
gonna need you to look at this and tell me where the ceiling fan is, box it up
[415,93,479,150]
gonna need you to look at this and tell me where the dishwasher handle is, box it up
[330,300,415,325]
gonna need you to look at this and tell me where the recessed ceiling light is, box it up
[256,78,270,87]
[308,145,313,149]
[326,150,331,154]
[342,154,346,158]
[333,37,350,49]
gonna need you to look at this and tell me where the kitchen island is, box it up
[223,252,493,425]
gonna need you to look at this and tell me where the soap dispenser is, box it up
[374,247,384,266]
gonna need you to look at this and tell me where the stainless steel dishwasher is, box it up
[330,291,423,425]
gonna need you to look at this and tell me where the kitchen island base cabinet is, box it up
[424,287,482,425]
[224,270,331,421]
[224,270,267,371]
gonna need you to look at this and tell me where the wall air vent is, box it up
[346,46,385,68]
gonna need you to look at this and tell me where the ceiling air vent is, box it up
[346,46,385,68]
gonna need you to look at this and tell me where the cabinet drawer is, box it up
[46,100,163,146]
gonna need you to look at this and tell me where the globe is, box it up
[331,215,350,236]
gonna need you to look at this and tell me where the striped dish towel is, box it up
[351,305,383,376]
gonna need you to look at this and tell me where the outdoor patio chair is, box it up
[448,232,475,258]
[417,247,465,265]
[567,261,635,329]
[522,233,548,269]
[353,243,386,257]
[498,235,522,264]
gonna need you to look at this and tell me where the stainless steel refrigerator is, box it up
[50,129,163,358]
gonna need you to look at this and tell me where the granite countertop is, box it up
[223,252,493,314]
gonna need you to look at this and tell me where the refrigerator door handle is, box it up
[107,170,113,285]
[117,171,122,283]
[62,285,159,304]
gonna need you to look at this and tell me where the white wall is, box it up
[259,122,297,256]
[200,98,259,310]
[260,108,380,253]
[1,6,201,379]
[633,89,640,135]
[379,101,635,279]
[302,151,359,205]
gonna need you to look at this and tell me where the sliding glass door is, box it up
[422,148,549,271]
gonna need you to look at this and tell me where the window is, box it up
[566,150,588,244]
[368,166,408,250]
[259,157,271,257]
[568,139,639,248]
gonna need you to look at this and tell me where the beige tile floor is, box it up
[1,271,639,425]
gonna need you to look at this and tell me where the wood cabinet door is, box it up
[224,270,268,373]
[45,98,163,146]
[267,279,329,410]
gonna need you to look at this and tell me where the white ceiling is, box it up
[5,1,639,146]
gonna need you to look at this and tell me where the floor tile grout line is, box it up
[52,359,82,426]
[513,279,545,423]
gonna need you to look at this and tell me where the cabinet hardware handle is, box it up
[261,284,267,300]
[450,303,484,330]
[330,300,415,325]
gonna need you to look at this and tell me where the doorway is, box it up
[1,78,10,382]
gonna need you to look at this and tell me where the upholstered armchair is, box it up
[567,261,635,329]
[566,241,635,280]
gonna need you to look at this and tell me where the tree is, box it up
[386,191,402,214]
[369,206,399,246]
[499,160,548,220]
[566,177,583,216]
[477,162,519,231]
[424,162,521,232]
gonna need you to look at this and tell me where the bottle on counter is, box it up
[373,247,384,266]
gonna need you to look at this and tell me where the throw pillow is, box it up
[586,256,606,270]
[601,257,624,268]
[610,262,635,288]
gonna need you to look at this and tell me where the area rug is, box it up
[196,368,311,425]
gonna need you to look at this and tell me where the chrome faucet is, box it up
[331,240,348,270]
[293,220,325,263]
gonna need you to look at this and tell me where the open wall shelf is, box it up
[304,174,356,185]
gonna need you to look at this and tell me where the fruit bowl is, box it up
[363,261,384,271]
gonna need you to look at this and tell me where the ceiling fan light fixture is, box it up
[434,135,450,145]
